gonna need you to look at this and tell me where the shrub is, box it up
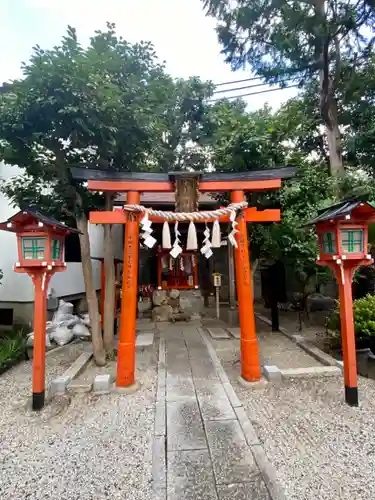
[0,329,27,370]
[326,294,375,349]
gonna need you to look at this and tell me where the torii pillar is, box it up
[85,173,288,387]
[117,191,140,386]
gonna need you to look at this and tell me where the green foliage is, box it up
[328,295,375,349]
[203,0,375,83]
[0,329,27,369]
[0,23,213,219]
[250,161,335,293]
[202,102,288,172]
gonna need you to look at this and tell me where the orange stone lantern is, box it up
[0,208,80,410]
[308,199,375,406]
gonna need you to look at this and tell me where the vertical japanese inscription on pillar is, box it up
[126,212,137,289]
[237,215,250,286]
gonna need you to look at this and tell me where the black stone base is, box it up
[345,386,358,407]
[32,391,45,411]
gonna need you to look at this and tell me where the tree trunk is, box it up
[103,193,115,357]
[76,213,106,366]
[325,114,344,178]
[315,0,345,179]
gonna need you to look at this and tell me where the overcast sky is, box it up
[1,0,298,110]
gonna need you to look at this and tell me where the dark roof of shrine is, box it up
[305,197,375,225]
[0,207,80,234]
[70,165,296,183]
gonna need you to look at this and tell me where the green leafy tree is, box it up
[203,0,375,179]
[202,101,288,172]
[0,24,172,363]
[0,24,214,361]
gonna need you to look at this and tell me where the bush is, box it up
[326,294,375,350]
[0,329,27,371]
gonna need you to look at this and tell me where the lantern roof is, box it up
[304,197,375,226]
[0,207,80,234]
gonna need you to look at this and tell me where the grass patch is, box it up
[0,329,28,373]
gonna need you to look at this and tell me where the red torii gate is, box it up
[71,167,295,387]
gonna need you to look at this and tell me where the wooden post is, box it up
[100,259,105,328]
[231,190,261,382]
[227,240,236,309]
[338,266,358,406]
[117,191,140,387]
[31,272,52,410]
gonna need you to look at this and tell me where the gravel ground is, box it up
[0,341,157,500]
[212,333,375,500]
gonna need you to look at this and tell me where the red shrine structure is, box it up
[71,167,295,388]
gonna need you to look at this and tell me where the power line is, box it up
[212,79,292,95]
[208,84,299,102]
[214,75,263,87]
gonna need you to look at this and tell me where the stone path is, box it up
[153,323,285,500]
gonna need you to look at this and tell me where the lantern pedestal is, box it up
[16,266,66,410]
[319,258,371,407]
[0,208,80,411]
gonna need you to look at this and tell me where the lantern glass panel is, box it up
[341,229,364,253]
[52,238,61,260]
[22,237,46,260]
[322,231,336,253]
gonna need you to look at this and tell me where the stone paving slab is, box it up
[154,323,287,500]
[205,420,258,484]
[167,450,218,500]
[167,399,208,451]
[166,375,196,401]
[208,327,231,339]
[217,476,271,500]
[227,327,241,339]
[136,332,155,347]
[199,396,237,421]
[211,445,259,484]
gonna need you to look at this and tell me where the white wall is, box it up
[89,223,124,261]
[0,163,33,303]
[0,162,123,302]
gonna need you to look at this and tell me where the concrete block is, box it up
[296,340,339,367]
[93,374,111,393]
[50,376,70,394]
[263,365,282,381]
[67,381,92,393]
[251,444,287,500]
[280,366,341,379]
[222,381,242,408]
[234,406,260,446]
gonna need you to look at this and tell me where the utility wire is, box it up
[214,75,264,87]
[208,84,299,102]
[212,79,292,95]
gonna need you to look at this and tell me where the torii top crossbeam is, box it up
[70,166,295,389]
[71,166,295,224]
